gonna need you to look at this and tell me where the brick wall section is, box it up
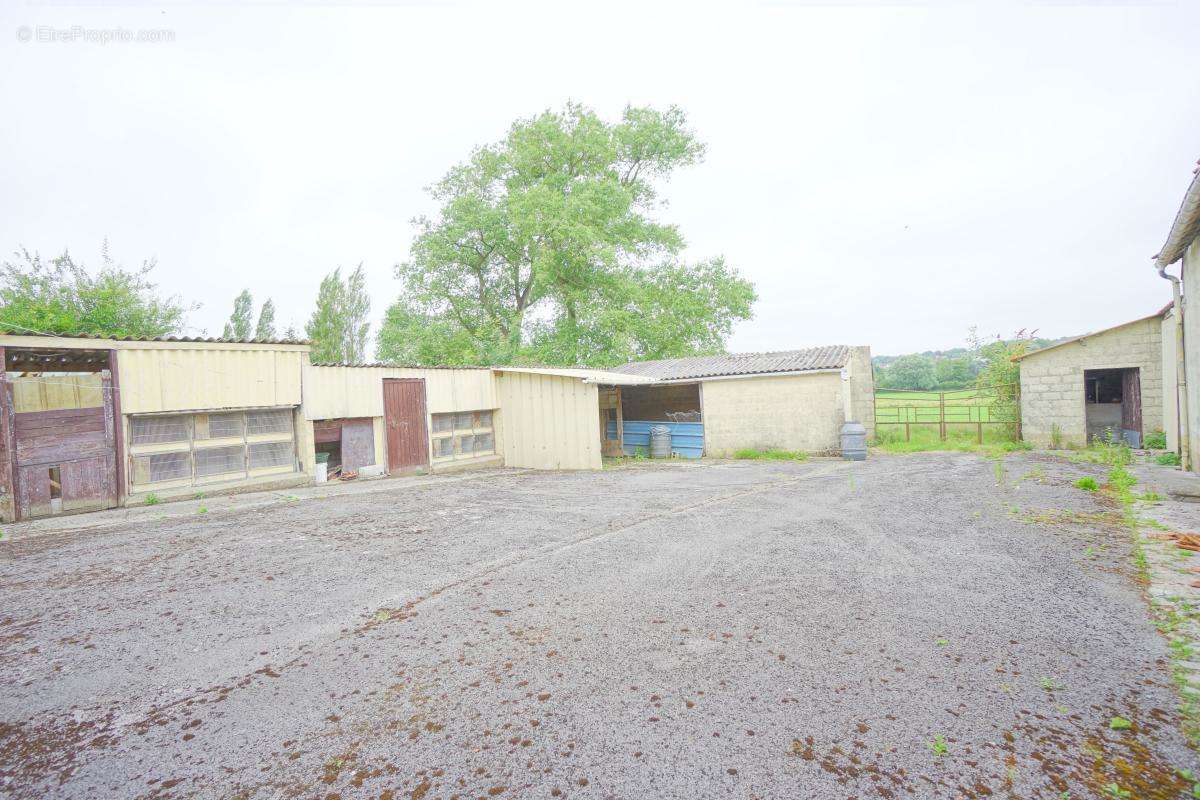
[1019,318,1163,448]
[849,345,876,440]
[700,347,874,455]
[1185,241,1200,472]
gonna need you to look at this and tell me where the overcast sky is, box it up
[1,1,1197,358]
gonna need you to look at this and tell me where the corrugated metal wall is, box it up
[302,365,498,420]
[496,371,601,470]
[118,347,304,414]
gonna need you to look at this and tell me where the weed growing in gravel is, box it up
[1103,783,1131,799]
[1145,430,1168,450]
[935,638,949,647]
[144,493,160,506]
[1040,677,1064,692]
[1138,491,1163,502]
[1157,451,1183,467]
[927,735,948,757]
[1073,477,1099,492]
[197,505,208,514]
[1109,716,1132,731]
[732,448,809,461]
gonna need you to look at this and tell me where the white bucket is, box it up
[314,463,327,483]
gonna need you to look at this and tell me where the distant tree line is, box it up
[873,330,1059,391]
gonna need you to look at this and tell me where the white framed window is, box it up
[129,406,297,489]
[429,409,497,461]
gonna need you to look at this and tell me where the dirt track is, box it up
[0,453,1195,799]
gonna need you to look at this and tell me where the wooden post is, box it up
[976,420,983,445]
[107,349,125,507]
[0,347,14,523]
[939,392,946,441]
[905,421,911,442]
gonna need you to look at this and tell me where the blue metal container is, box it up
[608,420,704,459]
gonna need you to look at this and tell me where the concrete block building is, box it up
[1154,161,1200,473]
[1016,310,1166,448]
[611,346,874,457]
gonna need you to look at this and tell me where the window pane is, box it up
[249,441,293,469]
[131,415,191,445]
[195,445,244,477]
[197,412,243,440]
[132,452,191,484]
[477,410,493,429]
[431,414,453,434]
[246,409,292,436]
[458,434,474,454]
[474,432,494,454]
[433,437,454,458]
[453,412,473,431]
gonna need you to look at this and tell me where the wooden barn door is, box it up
[1121,368,1142,438]
[382,378,429,473]
[9,372,118,519]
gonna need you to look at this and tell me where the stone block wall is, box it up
[1019,317,1163,448]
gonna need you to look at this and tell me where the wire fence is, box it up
[873,384,1021,443]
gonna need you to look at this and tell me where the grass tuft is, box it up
[1073,477,1099,492]
[732,448,809,462]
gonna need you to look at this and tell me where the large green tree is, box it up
[305,265,371,363]
[222,289,254,340]
[379,103,755,367]
[254,298,276,340]
[0,243,188,338]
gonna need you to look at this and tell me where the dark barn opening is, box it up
[1084,367,1142,446]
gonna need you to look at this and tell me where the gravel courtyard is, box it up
[1,452,1196,799]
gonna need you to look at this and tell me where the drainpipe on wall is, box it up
[1158,262,1190,471]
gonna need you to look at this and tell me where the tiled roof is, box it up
[1156,159,1200,268]
[616,346,851,381]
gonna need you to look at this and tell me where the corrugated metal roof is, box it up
[616,346,851,381]
[1156,159,1200,268]
[0,330,310,346]
[492,366,656,385]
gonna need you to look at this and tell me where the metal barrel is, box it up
[840,421,867,461]
[649,425,673,459]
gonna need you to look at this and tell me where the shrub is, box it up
[1074,477,1099,492]
[144,493,160,506]
[1144,430,1167,450]
[1156,451,1182,467]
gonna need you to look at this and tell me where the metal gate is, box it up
[382,378,429,473]
[8,372,118,519]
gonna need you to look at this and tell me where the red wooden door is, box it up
[382,379,429,472]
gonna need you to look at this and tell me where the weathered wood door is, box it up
[382,379,429,472]
[9,372,118,519]
[1121,368,1142,434]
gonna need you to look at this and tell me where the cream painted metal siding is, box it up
[702,372,845,455]
[118,347,304,414]
[302,365,497,420]
[495,371,600,470]
[1019,317,1164,448]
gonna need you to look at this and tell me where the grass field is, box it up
[873,387,1023,452]
[874,387,999,424]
